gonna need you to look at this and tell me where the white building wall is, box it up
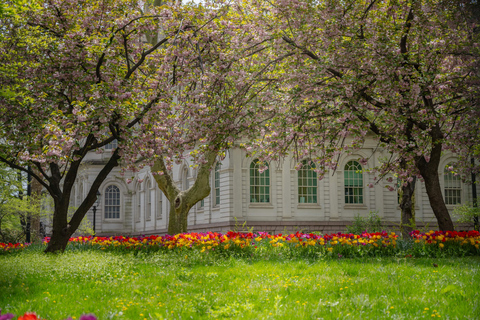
[68,143,475,236]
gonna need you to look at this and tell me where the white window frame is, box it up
[213,162,221,207]
[104,184,121,219]
[104,139,118,150]
[249,159,270,203]
[444,163,462,205]
[145,178,152,221]
[156,189,163,220]
[298,159,318,204]
[135,183,141,223]
[344,161,364,204]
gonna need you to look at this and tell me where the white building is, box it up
[69,139,477,235]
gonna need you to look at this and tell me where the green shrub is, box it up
[0,196,40,243]
[346,210,383,234]
[453,201,480,230]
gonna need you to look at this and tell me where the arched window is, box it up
[182,166,189,191]
[298,160,317,204]
[194,169,204,210]
[444,163,461,205]
[157,190,163,219]
[135,183,141,223]
[214,162,221,206]
[105,139,117,150]
[70,185,76,207]
[145,179,152,221]
[77,181,84,208]
[250,159,270,203]
[104,185,120,219]
[344,161,363,204]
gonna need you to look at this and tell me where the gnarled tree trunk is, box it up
[152,151,218,235]
[167,192,191,235]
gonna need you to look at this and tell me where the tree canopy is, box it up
[246,0,480,230]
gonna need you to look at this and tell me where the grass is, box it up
[1,248,479,319]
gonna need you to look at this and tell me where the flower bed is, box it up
[0,242,27,253]
[2,230,479,257]
[409,230,480,256]
[54,231,400,258]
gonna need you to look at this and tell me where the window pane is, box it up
[250,160,270,203]
[344,161,363,204]
[214,163,221,206]
[105,185,120,219]
[444,163,461,205]
[298,160,317,203]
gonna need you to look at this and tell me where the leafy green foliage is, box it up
[346,211,383,235]
[0,196,40,243]
[453,202,480,229]
[0,163,38,243]
[0,163,23,203]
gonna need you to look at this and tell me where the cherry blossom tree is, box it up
[122,0,282,234]
[0,0,282,246]
[0,0,212,252]
[249,0,480,231]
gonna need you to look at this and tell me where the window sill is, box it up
[297,204,322,209]
[343,204,368,210]
[103,218,123,222]
[249,203,274,209]
[446,204,461,210]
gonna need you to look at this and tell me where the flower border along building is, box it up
[68,139,477,236]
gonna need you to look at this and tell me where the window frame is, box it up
[297,160,318,204]
[145,178,152,221]
[344,161,364,204]
[156,189,163,220]
[104,184,121,220]
[249,159,271,203]
[444,163,462,205]
[213,162,221,207]
[104,139,118,150]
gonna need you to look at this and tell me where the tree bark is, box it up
[167,192,190,235]
[399,177,416,239]
[415,136,455,231]
[44,203,73,253]
[152,151,218,235]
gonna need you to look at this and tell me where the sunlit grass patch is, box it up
[1,250,479,319]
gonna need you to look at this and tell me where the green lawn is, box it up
[1,250,479,319]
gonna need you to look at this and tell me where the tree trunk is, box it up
[152,151,218,235]
[44,149,121,253]
[167,193,191,235]
[416,138,455,231]
[420,169,455,231]
[44,204,74,253]
[399,177,416,239]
